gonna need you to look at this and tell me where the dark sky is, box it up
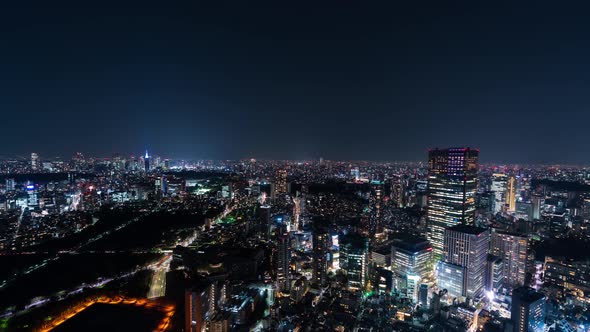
[1,1,589,163]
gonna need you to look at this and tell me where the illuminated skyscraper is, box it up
[31,153,39,171]
[390,175,405,208]
[491,173,507,214]
[506,175,517,212]
[340,233,369,291]
[438,225,489,301]
[490,229,528,287]
[144,150,150,172]
[277,226,291,292]
[185,283,213,332]
[292,195,302,231]
[369,180,384,237]
[511,287,546,332]
[258,204,271,240]
[312,227,330,286]
[426,147,478,257]
[273,168,287,197]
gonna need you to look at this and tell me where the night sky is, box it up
[1,2,589,163]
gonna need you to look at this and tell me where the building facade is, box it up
[427,147,478,257]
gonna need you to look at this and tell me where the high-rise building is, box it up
[506,176,517,212]
[391,236,432,302]
[511,287,546,332]
[369,180,384,237]
[532,194,542,220]
[185,284,213,332]
[292,195,302,231]
[426,147,478,257]
[258,204,271,240]
[31,153,39,171]
[340,233,369,291]
[312,227,330,286]
[391,237,433,280]
[277,226,291,292]
[491,173,508,214]
[438,225,489,301]
[390,175,405,208]
[490,230,528,287]
[273,168,287,197]
[144,150,150,172]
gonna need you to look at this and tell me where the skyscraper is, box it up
[276,226,291,292]
[144,150,150,172]
[31,152,39,171]
[491,173,508,214]
[438,225,489,301]
[312,227,330,286]
[369,180,384,238]
[258,204,271,240]
[506,175,517,212]
[426,147,478,257]
[273,168,287,198]
[185,283,214,332]
[340,233,369,291]
[490,230,528,287]
[511,287,546,332]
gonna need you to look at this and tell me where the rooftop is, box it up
[447,224,488,236]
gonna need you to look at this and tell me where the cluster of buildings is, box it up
[5,148,590,331]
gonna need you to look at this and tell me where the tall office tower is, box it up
[185,283,213,332]
[491,173,508,214]
[426,147,478,257]
[438,225,489,301]
[511,287,546,332]
[532,194,542,220]
[391,237,433,302]
[490,230,528,287]
[144,150,150,172]
[292,195,302,231]
[258,204,271,240]
[26,183,38,207]
[391,175,405,208]
[369,180,384,237]
[31,153,39,171]
[273,168,287,197]
[340,233,369,291]
[277,226,291,292]
[506,175,517,212]
[312,227,330,286]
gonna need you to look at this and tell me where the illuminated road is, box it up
[147,255,171,299]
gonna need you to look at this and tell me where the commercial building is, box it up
[511,287,546,332]
[277,226,291,292]
[426,147,478,257]
[544,256,590,292]
[438,225,489,301]
[490,230,528,287]
[340,233,369,291]
[391,236,432,302]
[312,227,330,286]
